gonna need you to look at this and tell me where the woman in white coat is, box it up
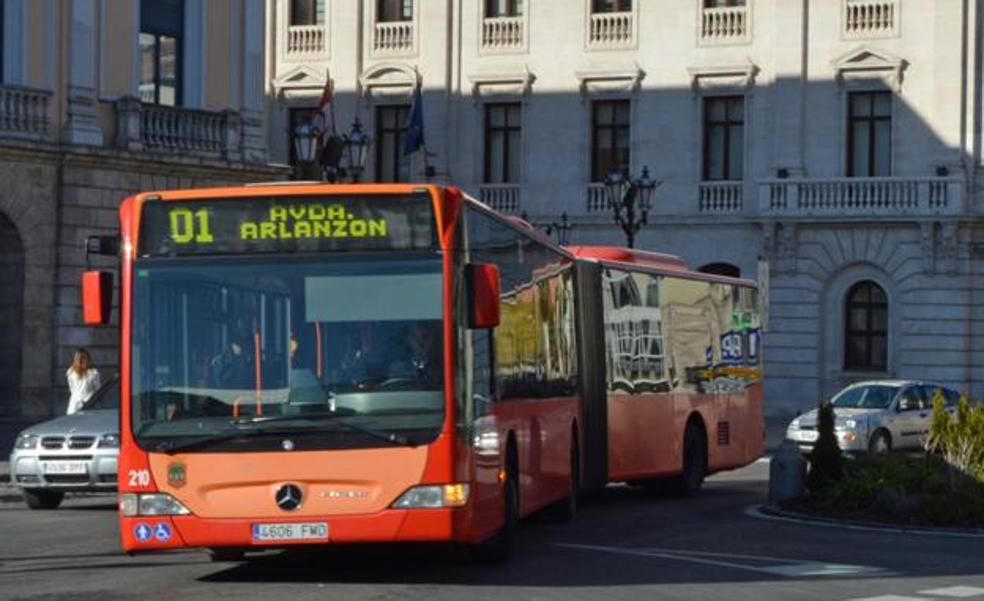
[66,348,101,415]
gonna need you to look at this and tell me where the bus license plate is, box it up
[252,522,329,542]
[42,461,88,475]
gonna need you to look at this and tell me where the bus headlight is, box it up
[392,484,470,509]
[119,493,191,516]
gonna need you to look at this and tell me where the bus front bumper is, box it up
[120,508,459,552]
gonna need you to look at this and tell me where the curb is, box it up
[746,503,984,539]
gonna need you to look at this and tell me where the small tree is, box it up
[807,401,843,492]
[926,391,984,490]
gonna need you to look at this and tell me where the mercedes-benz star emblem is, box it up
[275,484,303,511]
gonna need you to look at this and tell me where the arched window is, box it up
[698,262,741,278]
[844,281,887,371]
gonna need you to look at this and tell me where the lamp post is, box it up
[544,212,575,245]
[603,165,660,249]
[292,117,371,183]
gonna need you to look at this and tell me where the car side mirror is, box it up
[81,270,114,325]
[466,263,500,329]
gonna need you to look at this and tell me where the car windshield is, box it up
[131,252,446,451]
[831,384,897,409]
[82,378,120,410]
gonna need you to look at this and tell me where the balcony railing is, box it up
[286,25,327,57]
[480,184,521,214]
[699,182,744,213]
[482,16,525,52]
[843,0,898,38]
[0,85,52,140]
[373,21,415,55]
[588,11,634,49]
[586,184,609,213]
[700,5,749,44]
[116,98,244,160]
[759,177,965,217]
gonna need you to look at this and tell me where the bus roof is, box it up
[565,245,757,288]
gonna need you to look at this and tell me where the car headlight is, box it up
[844,419,857,429]
[391,484,470,509]
[789,418,800,430]
[14,434,38,450]
[119,493,191,517]
[98,434,120,448]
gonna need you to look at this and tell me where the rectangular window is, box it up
[378,0,412,22]
[486,0,523,17]
[290,0,325,25]
[140,0,183,106]
[375,105,411,183]
[591,100,631,182]
[484,103,522,184]
[287,107,318,167]
[848,91,892,177]
[703,96,744,181]
[593,0,632,12]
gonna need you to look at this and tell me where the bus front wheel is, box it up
[669,421,707,497]
[471,467,519,563]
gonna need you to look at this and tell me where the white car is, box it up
[786,380,960,454]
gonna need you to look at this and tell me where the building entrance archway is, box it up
[0,212,23,416]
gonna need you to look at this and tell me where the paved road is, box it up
[2,461,983,601]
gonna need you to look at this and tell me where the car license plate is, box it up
[252,522,328,542]
[800,431,819,442]
[42,461,88,475]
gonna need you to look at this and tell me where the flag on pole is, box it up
[404,84,424,156]
[313,73,333,136]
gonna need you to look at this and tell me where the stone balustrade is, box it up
[0,85,52,140]
[482,16,525,51]
[759,177,964,217]
[286,25,327,56]
[373,21,415,55]
[588,11,633,49]
[480,184,521,214]
[843,0,898,38]
[699,182,744,213]
[700,5,748,44]
[115,97,245,160]
[586,184,609,213]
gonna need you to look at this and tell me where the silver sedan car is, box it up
[786,380,960,454]
[9,377,119,509]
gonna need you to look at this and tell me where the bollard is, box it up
[768,439,807,504]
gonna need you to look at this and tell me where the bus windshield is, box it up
[130,252,445,451]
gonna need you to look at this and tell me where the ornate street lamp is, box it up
[292,122,320,180]
[545,212,575,245]
[603,165,660,248]
[343,118,370,183]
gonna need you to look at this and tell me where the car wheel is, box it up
[869,430,892,454]
[23,489,64,510]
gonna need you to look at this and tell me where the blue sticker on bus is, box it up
[154,523,172,542]
[134,522,153,542]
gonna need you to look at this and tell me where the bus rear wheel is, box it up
[669,421,707,497]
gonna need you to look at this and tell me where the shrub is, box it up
[806,402,843,492]
[925,392,984,490]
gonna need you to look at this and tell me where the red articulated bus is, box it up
[81,183,763,561]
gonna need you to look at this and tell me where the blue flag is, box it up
[404,85,424,155]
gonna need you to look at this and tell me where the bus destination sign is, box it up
[138,194,436,256]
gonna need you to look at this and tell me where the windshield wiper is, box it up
[244,411,416,447]
[152,426,279,454]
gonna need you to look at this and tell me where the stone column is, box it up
[65,0,104,146]
[241,0,268,162]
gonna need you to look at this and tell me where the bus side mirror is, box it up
[467,263,500,329]
[81,271,114,325]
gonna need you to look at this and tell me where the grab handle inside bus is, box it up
[466,263,500,329]
[81,271,114,326]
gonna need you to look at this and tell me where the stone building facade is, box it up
[267,0,983,431]
[0,0,282,438]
